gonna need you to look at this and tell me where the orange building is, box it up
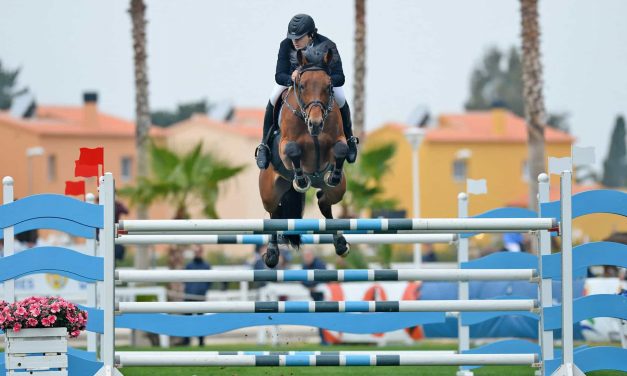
[0,92,165,210]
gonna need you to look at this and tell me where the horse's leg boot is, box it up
[326,142,348,187]
[285,141,310,192]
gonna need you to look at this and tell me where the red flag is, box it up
[65,180,86,200]
[74,160,99,178]
[78,147,104,167]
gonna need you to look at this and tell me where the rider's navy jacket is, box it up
[275,34,345,88]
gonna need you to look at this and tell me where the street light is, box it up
[26,146,45,195]
[404,127,426,268]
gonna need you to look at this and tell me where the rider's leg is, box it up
[334,87,358,163]
[256,84,287,169]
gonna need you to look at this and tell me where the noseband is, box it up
[283,65,334,136]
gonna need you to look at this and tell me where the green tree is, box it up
[151,99,211,127]
[119,142,245,274]
[464,46,569,133]
[0,60,28,110]
[342,142,398,218]
[602,115,627,187]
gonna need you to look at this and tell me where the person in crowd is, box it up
[181,245,212,346]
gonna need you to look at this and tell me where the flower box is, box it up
[4,327,68,375]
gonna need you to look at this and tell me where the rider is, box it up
[255,13,359,169]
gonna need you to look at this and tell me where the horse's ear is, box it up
[297,49,308,66]
[323,49,333,66]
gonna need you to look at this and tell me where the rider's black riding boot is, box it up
[255,101,274,169]
[339,103,358,163]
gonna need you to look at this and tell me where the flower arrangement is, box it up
[0,296,88,337]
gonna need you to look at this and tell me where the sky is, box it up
[1,0,626,171]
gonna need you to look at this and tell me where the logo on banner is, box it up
[46,274,69,290]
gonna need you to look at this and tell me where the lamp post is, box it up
[404,127,426,268]
[26,146,45,195]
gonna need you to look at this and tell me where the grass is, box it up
[117,343,625,376]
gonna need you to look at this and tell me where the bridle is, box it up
[283,65,334,137]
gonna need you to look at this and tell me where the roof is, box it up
[426,111,574,143]
[0,106,165,138]
[167,110,263,139]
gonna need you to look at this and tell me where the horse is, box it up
[259,48,350,268]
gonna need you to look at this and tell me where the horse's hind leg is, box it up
[325,142,348,187]
[317,190,350,258]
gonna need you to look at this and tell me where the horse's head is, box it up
[293,48,334,137]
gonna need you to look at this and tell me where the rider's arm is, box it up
[328,43,345,87]
[275,39,294,87]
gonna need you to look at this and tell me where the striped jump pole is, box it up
[118,218,556,234]
[116,299,537,314]
[116,352,538,367]
[116,268,536,283]
[115,233,457,245]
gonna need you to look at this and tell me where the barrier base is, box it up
[456,369,474,376]
[551,363,585,376]
[95,366,124,376]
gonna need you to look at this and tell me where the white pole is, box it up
[2,176,15,303]
[116,269,535,283]
[116,352,537,367]
[95,173,122,376]
[457,192,472,376]
[86,193,97,354]
[117,299,537,314]
[412,141,422,268]
[537,173,554,376]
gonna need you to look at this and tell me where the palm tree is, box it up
[119,143,245,293]
[520,0,547,210]
[353,0,366,140]
[129,0,151,269]
[342,142,397,218]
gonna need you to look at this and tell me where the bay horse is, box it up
[259,48,350,268]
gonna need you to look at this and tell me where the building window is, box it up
[452,159,467,182]
[522,160,529,182]
[121,157,133,182]
[47,155,57,182]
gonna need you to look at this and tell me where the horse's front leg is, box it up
[285,141,311,192]
[325,141,348,187]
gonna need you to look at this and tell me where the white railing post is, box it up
[552,170,584,376]
[86,193,98,354]
[537,173,554,376]
[96,173,122,376]
[457,192,472,376]
[2,176,15,303]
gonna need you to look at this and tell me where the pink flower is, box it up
[15,306,27,317]
[46,315,57,325]
[13,323,22,332]
[27,318,38,327]
[70,330,80,338]
[29,307,41,317]
[50,303,61,313]
[0,314,6,324]
[41,317,51,326]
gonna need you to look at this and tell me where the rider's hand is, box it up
[291,70,298,82]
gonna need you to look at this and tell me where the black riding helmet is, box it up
[287,14,316,40]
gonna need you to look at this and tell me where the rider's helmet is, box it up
[287,14,316,40]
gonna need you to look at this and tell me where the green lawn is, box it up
[117,343,624,376]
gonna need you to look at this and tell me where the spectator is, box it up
[181,245,212,346]
[300,248,328,344]
[421,243,438,262]
[502,232,525,253]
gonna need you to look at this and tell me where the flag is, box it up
[466,179,488,195]
[78,147,104,169]
[75,160,99,178]
[65,180,86,199]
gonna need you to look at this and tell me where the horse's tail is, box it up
[278,186,305,249]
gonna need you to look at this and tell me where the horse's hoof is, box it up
[324,170,341,187]
[263,246,280,268]
[293,176,311,193]
[333,234,350,258]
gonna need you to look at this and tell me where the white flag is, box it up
[467,179,487,195]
